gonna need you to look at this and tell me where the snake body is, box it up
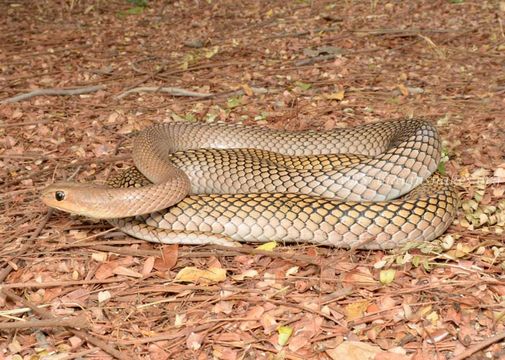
[41,119,458,249]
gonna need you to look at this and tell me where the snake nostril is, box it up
[55,191,65,201]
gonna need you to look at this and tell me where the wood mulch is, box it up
[1,1,504,359]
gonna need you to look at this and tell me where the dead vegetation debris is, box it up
[1,1,505,359]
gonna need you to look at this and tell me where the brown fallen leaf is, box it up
[342,267,378,287]
[288,315,323,352]
[175,267,227,284]
[112,266,143,278]
[142,256,155,276]
[326,341,382,360]
[259,312,278,334]
[375,352,411,360]
[239,305,265,331]
[345,301,369,321]
[154,244,178,271]
[95,258,135,280]
[186,332,204,350]
[148,341,170,360]
[212,345,238,360]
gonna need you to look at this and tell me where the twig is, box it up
[2,277,127,289]
[0,119,54,128]
[294,46,386,66]
[126,58,169,91]
[1,288,131,360]
[209,244,320,265]
[295,54,337,66]
[116,85,273,100]
[0,316,88,330]
[451,331,505,360]
[161,61,245,77]
[0,210,53,283]
[3,164,89,282]
[115,86,212,99]
[56,241,320,264]
[264,26,339,40]
[14,43,91,57]
[58,348,100,360]
[211,86,272,98]
[352,27,452,37]
[1,154,130,190]
[119,322,220,346]
[0,153,53,160]
[1,85,106,104]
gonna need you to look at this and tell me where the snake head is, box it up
[41,179,190,219]
[40,182,110,218]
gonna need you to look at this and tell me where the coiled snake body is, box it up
[41,119,458,249]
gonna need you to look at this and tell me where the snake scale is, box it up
[41,119,458,249]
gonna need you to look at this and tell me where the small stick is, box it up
[0,119,54,128]
[58,348,100,360]
[352,27,452,37]
[1,288,131,360]
[2,277,127,289]
[162,60,244,76]
[1,85,106,104]
[115,85,272,100]
[0,209,53,283]
[115,86,212,99]
[1,154,130,190]
[451,331,505,360]
[0,316,88,330]
[211,86,271,98]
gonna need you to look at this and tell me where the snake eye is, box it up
[55,191,65,201]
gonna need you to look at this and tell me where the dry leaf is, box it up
[288,315,323,352]
[142,256,155,276]
[256,241,277,251]
[260,312,278,334]
[343,268,377,286]
[148,341,170,360]
[375,352,411,360]
[175,267,227,284]
[154,244,178,271]
[379,269,396,285]
[344,301,369,321]
[95,258,134,280]
[231,269,259,281]
[397,84,410,96]
[277,325,293,346]
[212,301,234,315]
[91,252,108,262]
[212,345,238,360]
[186,332,204,350]
[324,90,345,101]
[112,266,143,278]
[240,305,265,330]
[97,291,111,304]
[242,84,254,96]
[326,341,382,360]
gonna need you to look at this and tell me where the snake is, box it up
[41,119,458,249]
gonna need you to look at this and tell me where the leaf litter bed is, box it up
[1,1,504,359]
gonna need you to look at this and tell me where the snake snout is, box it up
[41,184,71,211]
[41,182,96,217]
